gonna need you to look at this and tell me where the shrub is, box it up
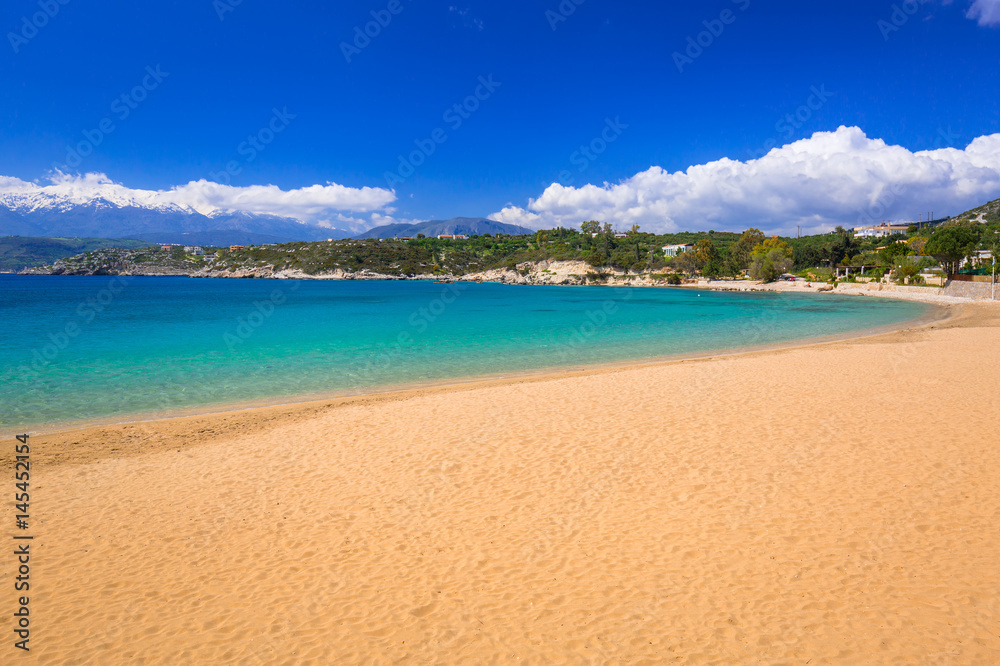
[749,238,794,282]
[893,265,920,284]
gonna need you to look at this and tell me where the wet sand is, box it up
[3,303,999,663]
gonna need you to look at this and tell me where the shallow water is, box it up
[0,275,930,430]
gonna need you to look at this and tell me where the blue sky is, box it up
[2,0,999,234]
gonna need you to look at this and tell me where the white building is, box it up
[663,243,695,257]
[184,246,205,255]
[853,224,910,238]
[973,250,994,266]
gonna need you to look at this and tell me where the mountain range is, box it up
[0,189,530,245]
[354,217,531,239]
[0,190,345,244]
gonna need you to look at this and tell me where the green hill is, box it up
[948,196,1000,225]
[0,236,154,272]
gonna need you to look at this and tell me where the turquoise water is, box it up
[0,275,930,431]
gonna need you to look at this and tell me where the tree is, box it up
[748,237,794,282]
[647,246,664,271]
[878,241,915,266]
[692,238,717,263]
[925,225,981,273]
[672,250,700,275]
[980,228,1000,275]
[980,227,1000,254]
[893,264,920,284]
[724,228,765,275]
[827,226,858,268]
[907,236,929,256]
[580,220,600,235]
[692,238,722,278]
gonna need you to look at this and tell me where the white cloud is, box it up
[163,179,395,219]
[490,127,1000,235]
[967,0,1000,26]
[0,172,399,229]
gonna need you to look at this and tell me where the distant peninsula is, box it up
[15,197,999,292]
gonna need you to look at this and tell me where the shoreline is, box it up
[7,302,1000,662]
[686,278,999,304]
[11,298,952,466]
[14,268,997,305]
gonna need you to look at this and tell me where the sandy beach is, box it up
[4,302,1000,664]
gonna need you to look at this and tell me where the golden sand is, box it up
[4,303,1000,664]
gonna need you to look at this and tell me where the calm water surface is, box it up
[0,275,931,430]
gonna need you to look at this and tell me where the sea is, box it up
[0,275,931,432]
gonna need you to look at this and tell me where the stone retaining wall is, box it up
[942,280,998,301]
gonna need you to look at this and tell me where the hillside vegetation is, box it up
[32,246,210,276]
[0,236,152,272]
[20,197,1000,282]
[949,196,1000,225]
[211,227,743,276]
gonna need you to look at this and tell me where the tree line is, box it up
[208,214,999,282]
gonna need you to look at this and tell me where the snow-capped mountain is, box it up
[0,189,192,216]
[0,190,340,242]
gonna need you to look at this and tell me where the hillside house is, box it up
[973,250,994,267]
[663,243,695,257]
[853,223,910,238]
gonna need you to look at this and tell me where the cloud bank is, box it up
[0,173,398,232]
[967,0,1000,26]
[3,127,999,237]
[490,127,1000,235]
